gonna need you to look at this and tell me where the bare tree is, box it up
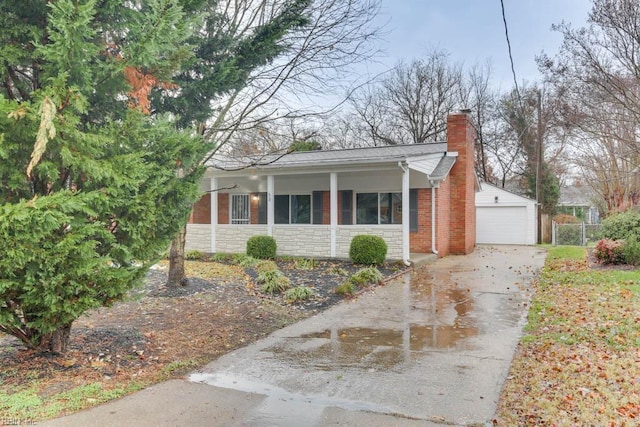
[350,50,464,145]
[202,0,382,157]
[166,0,382,286]
[541,0,640,213]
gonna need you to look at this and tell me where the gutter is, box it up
[429,179,439,256]
[398,161,412,267]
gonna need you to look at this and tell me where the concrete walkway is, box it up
[40,245,546,426]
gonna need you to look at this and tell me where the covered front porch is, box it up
[186,153,454,263]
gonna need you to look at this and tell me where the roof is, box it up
[207,142,449,171]
[558,185,596,207]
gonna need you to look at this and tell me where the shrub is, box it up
[185,250,207,261]
[594,239,625,264]
[349,235,387,265]
[232,254,259,268]
[623,235,640,265]
[553,214,580,224]
[257,269,291,294]
[335,281,357,295]
[348,267,383,287]
[600,210,640,241]
[246,235,277,259]
[210,253,233,262]
[293,258,316,270]
[255,260,278,273]
[284,286,315,303]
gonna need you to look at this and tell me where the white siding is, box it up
[475,183,536,245]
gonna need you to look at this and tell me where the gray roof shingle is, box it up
[208,142,448,170]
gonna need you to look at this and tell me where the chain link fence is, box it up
[552,222,601,246]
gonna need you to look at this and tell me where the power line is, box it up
[500,0,521,100]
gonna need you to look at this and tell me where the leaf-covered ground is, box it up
[496,248,640,425]
[0,258,407,422]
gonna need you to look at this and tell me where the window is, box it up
[356,192,402,225]
[275,194,311,224]
[231,194,250,224]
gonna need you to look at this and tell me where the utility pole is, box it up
[536,89,543,244]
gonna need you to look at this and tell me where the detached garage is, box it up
[475,183,537,245]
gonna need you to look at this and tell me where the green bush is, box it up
[348,267,383,287]
[284,286,315,303]
[257,269,291,294]
[623,235,640,265]
[600,210,640,241]
[246,235,277,259]
[349,235,387,265]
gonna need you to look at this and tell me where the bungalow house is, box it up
[185,112,477,264]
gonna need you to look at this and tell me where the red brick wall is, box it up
[322,191,330,225]
[250,194,259,224]
[189,194,211,224]
[410,188,432,253]
[218,193,229,224]
[436,179,451,257]
[447,113,476,254]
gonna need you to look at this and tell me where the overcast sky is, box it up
[366,0,593,90]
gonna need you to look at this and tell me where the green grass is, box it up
[545,245,587,261]
[0,382,144,421]
[498,242,640,424]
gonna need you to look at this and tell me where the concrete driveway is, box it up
[41,245,545,427]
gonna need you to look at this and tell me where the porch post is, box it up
[210,177,218,253]
[267,175,274,236]
[330,172,337,257]
[402,164,410,263]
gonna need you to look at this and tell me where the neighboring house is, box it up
[558,184,600,224]
[475,183,537,245]
[185,113,477,264]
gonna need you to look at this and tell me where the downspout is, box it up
[398,161,412,266]
[429,180,439,256]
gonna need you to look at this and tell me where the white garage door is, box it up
[476,206,528,244]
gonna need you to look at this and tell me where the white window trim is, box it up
[355,191,403,225]
[275,193,312,225]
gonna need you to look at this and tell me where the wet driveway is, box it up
[41,245,545,427]
[190,245,546,426]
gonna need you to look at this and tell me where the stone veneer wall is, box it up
[185,224,211,252]
[273,226,331,257]
[336,226,403,259]
[216,225,269,253]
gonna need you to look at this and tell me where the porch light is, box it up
[494,196,499,203]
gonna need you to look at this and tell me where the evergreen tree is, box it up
[0,0,211,353]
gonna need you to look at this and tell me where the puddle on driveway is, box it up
[266,267,526,371]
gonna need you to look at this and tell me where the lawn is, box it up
[496,246,640,424]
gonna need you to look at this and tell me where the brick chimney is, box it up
[447,111,476,254]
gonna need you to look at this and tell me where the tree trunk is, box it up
[37,323,72,354]
[167,225,187,287]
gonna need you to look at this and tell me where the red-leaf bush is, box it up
[594,239,625,264]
